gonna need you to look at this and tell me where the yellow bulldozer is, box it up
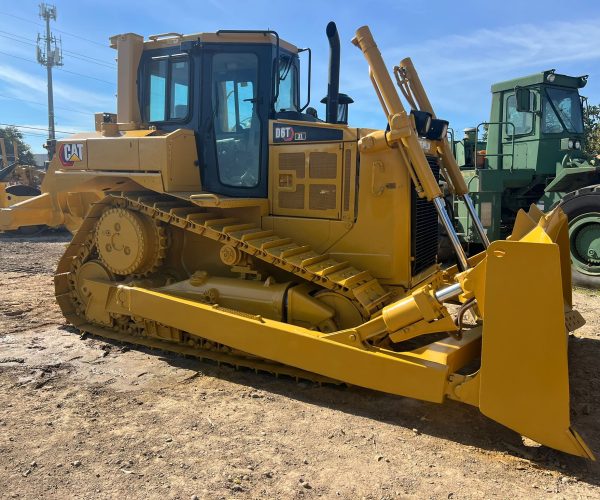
[3,23,593,459]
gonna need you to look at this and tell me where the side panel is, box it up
[270,142,343,219]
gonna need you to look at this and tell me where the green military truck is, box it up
[452,69,600,287]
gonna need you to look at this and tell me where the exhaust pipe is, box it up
[325,21,340,124]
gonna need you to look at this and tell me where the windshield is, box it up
[542,87,583,134]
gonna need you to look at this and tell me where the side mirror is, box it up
[515,87,532,112]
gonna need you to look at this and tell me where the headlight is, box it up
[568,139,574,149]
[426,119,449,141]
[410,110,432,136]
[574,140,581,150]
[546,73,556,83]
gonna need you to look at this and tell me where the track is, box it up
[54,192,393,381]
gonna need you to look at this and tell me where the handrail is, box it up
[298,47,312,112]
[475,121,515,171]
[148,33,183,42]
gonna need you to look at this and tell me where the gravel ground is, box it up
[0,231,599,499]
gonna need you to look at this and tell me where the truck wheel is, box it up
[559,185,600,289]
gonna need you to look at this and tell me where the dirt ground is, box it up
[0,231,599,499]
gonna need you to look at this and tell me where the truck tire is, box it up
[559,185,600,289]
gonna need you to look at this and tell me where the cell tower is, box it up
[36,3,63,159]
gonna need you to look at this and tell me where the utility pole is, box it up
[36,3,62,160]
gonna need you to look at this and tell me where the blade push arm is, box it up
[352,26,470,270]
[395,58,490,248]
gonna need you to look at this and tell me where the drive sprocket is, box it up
[95,207,167,276]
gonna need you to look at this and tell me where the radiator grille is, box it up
[343,149,351,212]
[309,184,337,210]
[411,156,440,275]
[279,152,305,178]
[279,185,305,209]
[309,152,337,179]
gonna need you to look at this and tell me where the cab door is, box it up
[199,45,271,198]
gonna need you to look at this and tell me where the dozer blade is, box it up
[475,208,594,459]
[0,191,100,233]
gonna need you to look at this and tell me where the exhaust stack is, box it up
[325,21,340,124]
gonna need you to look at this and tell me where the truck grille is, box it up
[411,156,440,276]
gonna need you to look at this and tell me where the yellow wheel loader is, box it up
[0,138,45,209]
[0,162,42,208]
[20,22,594,458]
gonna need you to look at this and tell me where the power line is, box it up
[0,49,34,64]
[0,30,116,68]
[0,49,115,85]
[0,123,74,134]
[0,92,92,116]
[58,67,115,85]
[17,130,68,138]
[62,51,116,69]
[0,31,36,46]
[0,10,110,49]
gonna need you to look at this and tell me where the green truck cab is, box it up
[453,70,600,287]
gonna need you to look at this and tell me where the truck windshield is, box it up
[542,87,583,134]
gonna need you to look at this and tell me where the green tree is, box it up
[0,126,35,166]
[583,103,600,157]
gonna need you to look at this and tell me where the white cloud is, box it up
[388,19,600,84]
[341,18,600,130]
[0,63,115,111]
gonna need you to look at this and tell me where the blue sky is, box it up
[1,0,599,153]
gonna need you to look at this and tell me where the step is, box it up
[261,238,293,251]
[286,250,320,266]
[281,245,312,259]
[328,267,364,284]
[230,228,265,240]
[169,207,206,217]
[222,223,257,234]
[267,243,302,257]
[336,270,371,288]
[153,201,183,211]
[241,230,274,243]
[136,195,172,205]
[305,258,341,274]
[246,235,282,250]
[316,261,350,277]
[204,217,239,231]
[186,213,214,224]
[300,255,329,268]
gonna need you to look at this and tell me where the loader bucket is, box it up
[474,207,594,459]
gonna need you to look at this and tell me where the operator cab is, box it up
[488,70,588,171]
[505,73,585,139]
[137,29,344,198]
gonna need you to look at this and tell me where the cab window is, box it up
[275,56,298,112]
[169,59,190,119]
[542,87,584,134]
[505,94,533,135]
[146,55,190,122]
